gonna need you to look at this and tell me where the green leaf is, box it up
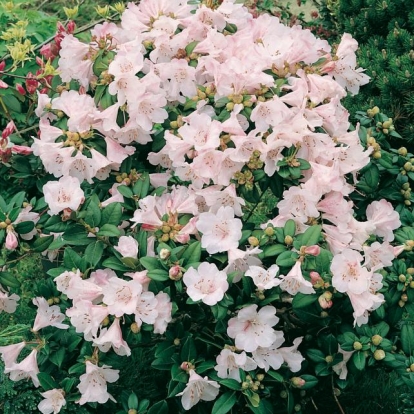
[401,323,414,355]
[2,94,21,113]
[219,379,241,391]
[212,391,237,414]
[299,375,318,390]
[283,219,296,237]
[147,269,170,281]
[300,225,321,246]
[148,400,168,414]
[352,351,366,370]
[84,241,105,267]
[14,220,35,234]
[140,256,164,271]
[97,224,121,237]
[49,347,65,368]
[63,248,83,271]
[0,271,20,288]
[181,336,197,362]
[292,293,317,309]
[32,235,54,252]
[307,349,326,363]
[102,257,130,271]
[182,241,202,265]
[128,392,139,410]
[260,244,286,258]
[101,202,122,226]
[267,370,284,382]
[276,251,298,267]
[117,185,134,198]
[84,197,102,228]
[37,372,59,391]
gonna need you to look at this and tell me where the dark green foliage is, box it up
[330,0,414,141]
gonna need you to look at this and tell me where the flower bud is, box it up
[169,265,182,281]
[291,377,306,388]
[160,248,171,260]
[0,61,5,71]
[256,373,264,381]
[128,410,138,414]
[248,236,260,247]
[130,322,140,333]
[173,338,180,346]
[373,349,386,361]
[353,341,363,351]
[399,274,407,283]
[310,271,323,286]
[304,245,320,256]
[371,335,382,346]
[5,230,18,250]
[15,83,26,95]
[284,235,293,245]
[325,355,333,363]
[264,226,274,236]
[410,363,414,372]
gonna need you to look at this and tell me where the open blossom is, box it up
[183,262,229,306]
[0,341,26,369]
[227,304,279,352]
[5,348,40,387]
[196,206,242,254]
[215,349,257,382]
[38,389,66,414]
[77,362,119,405]
[366,199,401,241]
[331,249,371,294]
[279,261,315,295]
[93,318,131,356]
[178,370,220,411]
[0,290,19,314]
[43,175,85,215]
[32,297,69,332]
[245,264,281,290]
[114,236,139,258]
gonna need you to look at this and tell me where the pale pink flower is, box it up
[348,290,384,326]
[225,247,263,283]
[278,186,320,221]
[32,297,69,332]
[251,331,285,371]
[114,236,139,258]
[66,300,109,341]
[366,199,401,242]
[77,362,119,405]
[93,318,131,356]
[196,206,242,254]
[0,290,20,314]
[331,249,371,294]
[279,261,315,295]
[215,349,257,382]
[183,262,229,306]
[102,277,143,317]
[276,337,305,372]
[134,291,159,327]
[38,389,66,414]
[178,370,220,411]
[363,241,395,271]
[0,342,26,369]
[43,176,85,215]
[332,347,354,380]
[227,304,279,352]
[245,264,281,290]
[5,348,40,387]
[153,292,172,334]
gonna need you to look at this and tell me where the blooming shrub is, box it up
[1,1,414,413]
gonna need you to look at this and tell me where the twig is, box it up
[332,375,346,414]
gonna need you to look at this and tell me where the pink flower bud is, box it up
[12,145,33,155]
[0,61,5,71]
[2,121,16,140]
[0,79,8,89]
[318,292,333,309]
[67,21,76,34]
[40,43,59,61]
[180,361,190,371]
[304,245,320,256]
[310,271,322,285]
[5,230,18,250]
[169,265,182,281]
[25,73,39,94]
[15,83,26,95]
[36,56,44,67]
[57,22,66,33]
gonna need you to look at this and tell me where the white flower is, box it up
[196,206,242,254]
[227,304,279,352]
[77,362,119,405]
[32,297,69,332]
[245,264,281,290]
[215,349,257,382]
[38,389,66,414]
[178,370,220,410]
[183,262,229,306]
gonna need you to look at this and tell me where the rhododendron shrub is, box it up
[1,1,414,413]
